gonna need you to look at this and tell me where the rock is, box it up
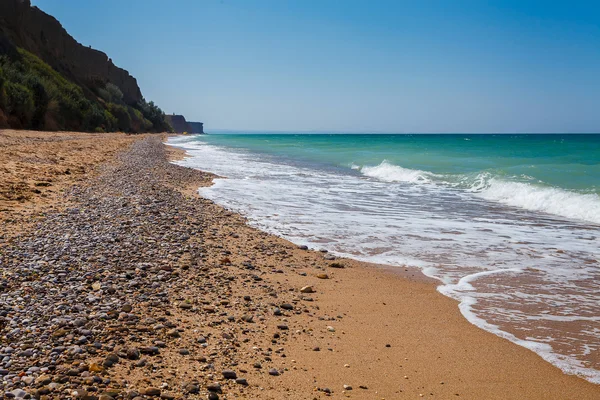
[277,324,289,330]
[298,245,309,250]
[235,378,248,385]
[280,303,293,310]
[126,348,140,360]
[329,262,344,268]
[166,329,180,338]
[35,375,52,385]
[300,286,314,293]
[8,389,28,398]
[241,315,253,323]
[268,368,280,376]
[222,370,237,379]
[327,326,335,332]
[316,273,329,279]
[89,363,104,372]
[206,383,222,393]
[208,393,219,400]
[121,303,133,312]
[184,383,199,394]
[179,348,190,355]
[343,385,353,390]
[142,387,161,396]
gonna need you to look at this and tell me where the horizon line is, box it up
[204,129,600,135]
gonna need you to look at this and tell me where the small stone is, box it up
[184,383,199,394]
[280,303,293,310]
[208,393,219,400]
[121,304,133,313]
[241,315,253,323]
[343,385,353,390]
[222,370,237,379]
[327,326,335,332]
[167,329,180,338]
[316,273,329,279]
[142,387,161,396]
[329,262,344,268]
[127,348,140,360]
[300,286,314,293]
[235,378,248,385]
[206,383,222,393]
[179,348,190,355]
[268,368,280,376]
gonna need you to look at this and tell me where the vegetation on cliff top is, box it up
[0,47,172,133]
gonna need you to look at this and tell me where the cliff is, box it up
[188,121,204,134]
[0,0,172,133]
[165,115,204,134]
[0,0,141,104]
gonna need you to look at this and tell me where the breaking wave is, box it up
[359,161,600,224]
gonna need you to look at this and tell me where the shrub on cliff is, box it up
[137,98,173,132]
[4,81,34,127]
[0,46,172,133]
[107,103,131,132]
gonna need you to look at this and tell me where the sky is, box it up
[32,0,600,133]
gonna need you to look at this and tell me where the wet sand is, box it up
[0,130,598,399]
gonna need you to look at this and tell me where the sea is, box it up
[167,133,600,383]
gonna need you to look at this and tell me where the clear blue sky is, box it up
[33,0,600,133]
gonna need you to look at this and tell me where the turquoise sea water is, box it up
[196,133,600,195]
[168,133,600,383]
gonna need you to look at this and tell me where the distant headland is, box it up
[165,114,204,134]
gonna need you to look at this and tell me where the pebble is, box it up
[222,370,237,379]
[300,286,315,293]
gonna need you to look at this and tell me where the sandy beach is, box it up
[1,130,598,400]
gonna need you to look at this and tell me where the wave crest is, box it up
[360,161,434,183]
[358,162,600,224]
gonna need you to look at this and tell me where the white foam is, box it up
[357,162,600,225]
[474,177,600,225]
[360,161,435,183]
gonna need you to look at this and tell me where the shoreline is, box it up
[0,131,597,399]
[165,136,600,394]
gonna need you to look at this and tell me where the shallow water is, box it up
[167,133,600,383]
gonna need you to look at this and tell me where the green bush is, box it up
[0,47,172,132]
[107,103,131,132]
[4,81,34,124]
[105,83,123,104]
[137,98,173,132]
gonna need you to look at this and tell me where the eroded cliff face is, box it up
[165,114,191,133]
[0,0,142,104]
